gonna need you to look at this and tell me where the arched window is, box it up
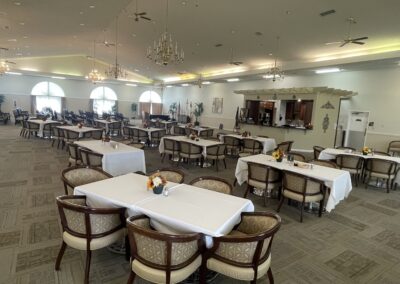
[31,81,65,113]
[139,90,162,116]
[90,86,117,115]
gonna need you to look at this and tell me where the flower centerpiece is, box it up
[272,149,284,162]
[147,173,167,194]
[77,123,83,129]
[189,131,197,140]
[362,146,371,155]
[241,131,250,138]
[106,117,111,122]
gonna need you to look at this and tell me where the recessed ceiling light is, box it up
[181,83,189,87]
[89,5,95,8]
[14,2,21,6]
[23,36,28,39]
[16,53,23,56]
[166,85,173,88]
[19,22,24,25]
[226,78,239,82]
[134,69,139,72]
[5,71,22,75]
[126,83,137,87]
[255,31,263,36]
[7,39,17,42]
[268,53,273,56]
[315,68,341,74]
[52,76,66,80]
[202,81,211,85]
[132,33,136,37]
[80,23,85,26]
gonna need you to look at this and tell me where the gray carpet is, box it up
[1,124,400,283]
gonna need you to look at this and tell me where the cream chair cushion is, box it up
[132,255,202,284]
[63,228,125,251]
[191,179,231,195]
[64,168,109,187]
[248,179,279,190]
[207,254,271,281]
[283,190,323,203]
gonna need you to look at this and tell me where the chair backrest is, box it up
[206,144,225,157]
[223,136,240,147]
[91,129,103,140]
[127,215,204,279]
[209,211,281,268]
[248,162,280,183]
[206,128,214,138]
[277,141,293,153]
[180,141,202,156]
[56,195,125,240]
[52,126,61,137]
[109,121,121,130]
[174,126,186,135]
[309,159,337,168]
[336,154,363,170]
[151,129,166,139]
[138,129,148,139]
[96,121,107,129]
[164,138,180,153]
[27,121,40,130]
[242,138,263,154]
[67,143,80,160]
[388,141,400,154]
[287,151,306,162]
[150,168,185,183]
[373,151,391,156]
[189,176,232,195]
[79,148,103,167]
[64,129,79,140]
[199,130,208,138]
[365,158,397,175]
[61,166,111,190]
[282,170,324,197]
[313,146,325,160]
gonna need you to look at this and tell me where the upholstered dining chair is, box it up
[313,145,325,160]
[364,158,397,193]
[55,195,126,284]
[51,126,64,148]
[67,143,81,167]
[276,141,294,153]
[79,148,103,168]
[26,121,40,138]
[189,176,232,195]
[149,168,185,183]
[20,120,28,137]
[245,162,281,206]
[173,125,186,135]
[138,129,149,145]
[239,138,263,157]
[388,141,400,156]
[335,154,363,186]
[287,152,306,162]
[277,170,326,222]
[126,215,204,284]
[162,138,181,163]
[42,123,54,139]
[61,166,111,195]
[309,159,337,168]
[63,129,80,143]
[200,211,281,284]
[90,129,103,140]
[178,141,203,167]
[223,136,241,156]
[205,144,227,171]
[150,129,166,146]
[109,121,122,136]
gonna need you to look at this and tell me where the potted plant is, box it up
[193,102,204,126]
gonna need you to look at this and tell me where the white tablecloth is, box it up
[127,126,161,140]
[94,119,117,132]
[74,140,146,176]
[159,136,222,158]
[235,154,352,212]
[319,148,400,185]
[57,125,98,138]
[219,134,277,154]
[28,119,59,137]
[74,173,254,247]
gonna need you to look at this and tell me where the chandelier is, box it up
[86,41,104,83]
[105,18,128,79]
[265,37,284,82]
[147,0,184,65]
[0,61,10,75]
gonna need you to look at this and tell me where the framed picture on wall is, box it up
[212,97,223,114]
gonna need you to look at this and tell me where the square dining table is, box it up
[219,134,277,153]
[159,135,222,158]
[74,140,146,176]
[235,154,352,212]
[74,173,254,247]
[57,125,98,138]
[28,119,59,137]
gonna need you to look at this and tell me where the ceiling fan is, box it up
[133,0,151,22]
[229,48,243,66]
[326,17,368,47]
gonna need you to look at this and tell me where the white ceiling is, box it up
[1,0,400,84]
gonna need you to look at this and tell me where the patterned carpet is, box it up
[1,124,400,283]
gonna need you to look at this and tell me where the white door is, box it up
[344,111,369,149]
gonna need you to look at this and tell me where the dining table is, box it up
[126,126,163,140]
[28,118,59,137]
[57,125,98,138]
[94,119,118,132]
[74,140,146,176]
[159,135,222,158]
[219,134,277,153]
[235,154,352,212]
[74,173,254,247]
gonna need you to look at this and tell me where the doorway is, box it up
[344,111,369,149]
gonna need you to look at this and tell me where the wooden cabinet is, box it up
[285,100,313,125]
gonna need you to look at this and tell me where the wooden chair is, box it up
[126,215,204,284]
[245,162,281,206]
[149,168,185,183]
[63,129,80,143]
[55,195,126,284]
[277,171,325,222]
[26,121,40,138]
[178,141,203,167]
[51,126,64,148]
[364,158,397,193]
[388,141,400,156]
[335,154,363,186]
[150,129,166,146]
[309,159,337,168]
[205,144,227,171]
[189,176,232,195]
[223,136,241,156]
[109,121,122,136]
[42,123,54,139]
[20,120,28,137]
[173,126,186,135]
[287,151,306,162]
[239,138,263,157]
[313,146,325,160]
[79,148,103,168]
[138,129,149,145]
[61,165,111,195]
[91,129,103,140]
[161,138,181,163]
[276,141,294,153]
[200,211,281,284]
[67,143,81,166]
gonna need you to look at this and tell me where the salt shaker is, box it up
[163,187,169,197]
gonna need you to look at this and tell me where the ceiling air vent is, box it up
[320,9,336,17]
[214,43,223,47]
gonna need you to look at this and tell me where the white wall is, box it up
[162,66,400,150]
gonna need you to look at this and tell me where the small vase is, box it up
[276,158,282,162]
[153,185,164,195]
[362,152,368,156]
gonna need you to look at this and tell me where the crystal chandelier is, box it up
[105,18,128,79]
[265,37,284,82]
[86,41,104,83]
[147,0,184,65]
[0,61,10,75]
